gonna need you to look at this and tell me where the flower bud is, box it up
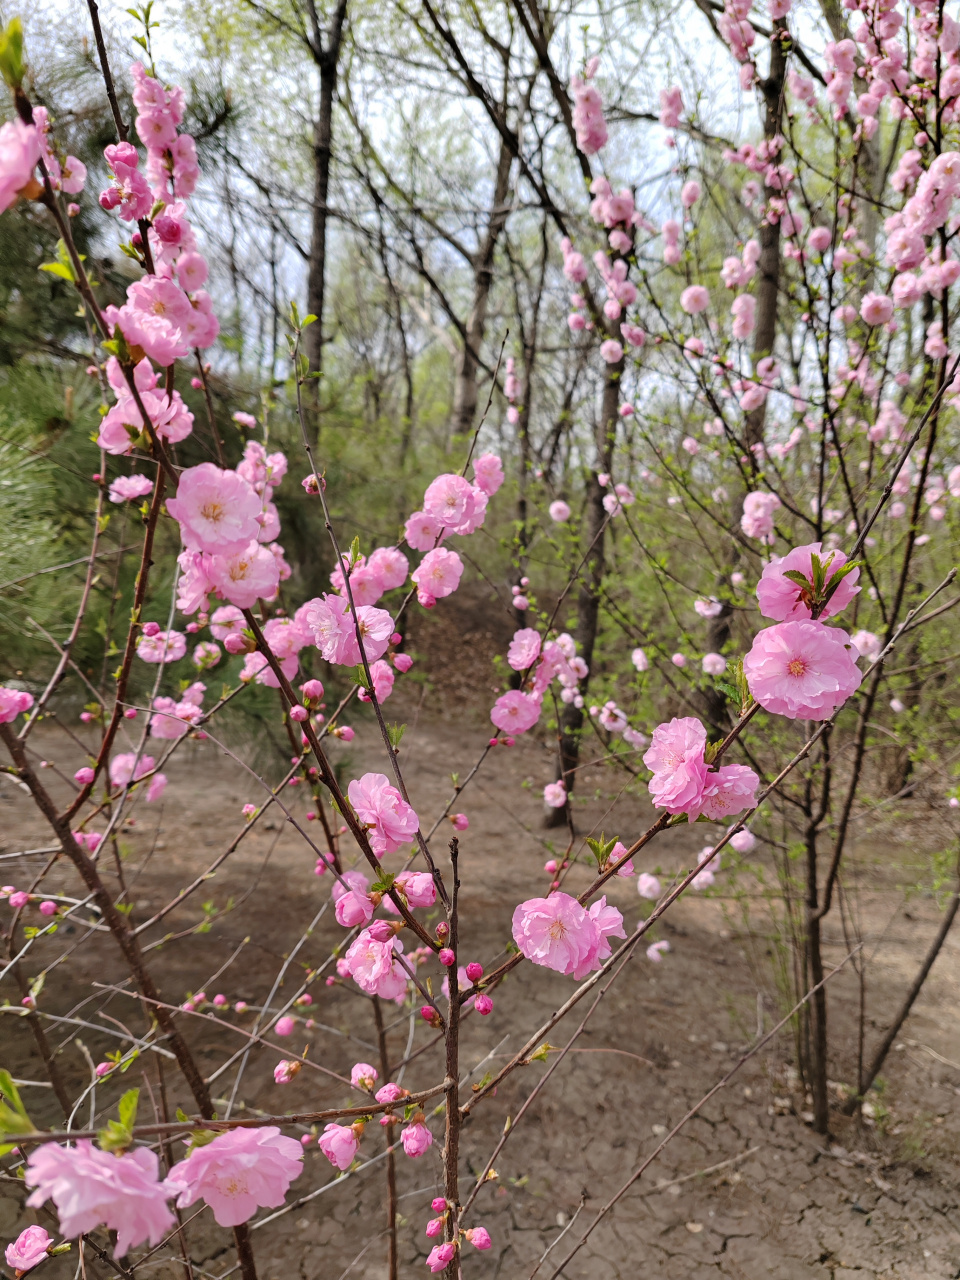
[465,962,483,982]
[438,948,455,967]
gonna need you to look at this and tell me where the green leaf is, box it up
[301,314,317,328]
[39,262,76,282]
[118,1087,139,1131]
[386,723,406,749]
[0,1069,35,1140]
[371,873,396,895]
[585,834,618,871]
[781,569,812,590]
[0,18,25,89]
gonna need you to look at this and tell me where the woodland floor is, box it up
[2,598,960,1280]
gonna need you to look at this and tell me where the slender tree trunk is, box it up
[843,858,960,1112]
[452,136,513,438]
[545,354,620,827]
[744,25,787,450]
[303,0,349,443]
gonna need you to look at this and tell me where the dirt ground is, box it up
[2,676,960,1280]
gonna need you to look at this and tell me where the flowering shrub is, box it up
[2,2,960,1277]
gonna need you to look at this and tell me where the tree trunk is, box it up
[452,136,513,438]
[545,353,620,826]
[303,0,349,444]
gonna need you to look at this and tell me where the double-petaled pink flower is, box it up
[348,772,419,854]
[167,464,262,555]
[25,1141,174,1258]
[743,620,862,720]
[756,542,860,622]
[512,891,623,980]
[167,1127,302,1226]
[643,717,708,815]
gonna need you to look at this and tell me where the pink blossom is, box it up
[0,687,34,723]
[465,1226,492,1250]
[109,474,154,503]
[756,542,860,622]
[167,464,262,555]
[426,1242,457,1272]
[473,453,504,495]
[332,868,375,928]
[146,768,168,798]
[274,1060,300,1084]
[740,491,781,541]
[731,293,755,340]
[729,830,756,853]
[571,74,608,154]
[550,499,571,522]
[702,653,726,675]
[851,630,881,661]
[357,658,396,704]
[450,812,469,831]
[9,891,29,910]
[5,1224,53,1273]
[412,548,463,600]
[304,595,393,665]
[743,621,863,720]
[0,121,40,213]
[637,873,661,901]
[631,648,648,672]
[600,339,624,363]
[512,892,611,979]
[209,605,245,640]
[680,285,710,314]
[350,1062,379,1090]
[508,628,541,670]
[74,767,95,785]
[137,629,186,664]
[693,764,759,822]
[192,641,221,670]
[367,545,409,590]
[344,928,408,1000]
[113,275,193,366]
[167,1127,302,1226]
[490,690,541,735]
[405,511,445,551]
[401,1122,433,1158]
[423,473,476,528]
[860,292,894,326]
[394,870,436,908]
[348,772,419,855]
[643,717,708,815]
[543,780,566,808]
[681,180,701,208]
[274,1016,296,1037]
[206,542,280,609]
[109,752,155,788]
[659,85,684,129]
[25,1140,174,1258]
[646,940,670,962]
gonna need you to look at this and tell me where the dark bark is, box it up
[452,135,513,438]
[545,354,621,826]
[303,0,349,442]
[744,25,787,450]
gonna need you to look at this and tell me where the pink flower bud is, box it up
[431,1197,447,1213]
[224,633,248,654]
[80,711,93,723]
[290,705,308,722]
[212,994,227,1007]
[450,813,469,830]
[74,767,95,785]
[438,948,455,967]
[123,707,137,719]
[9,891,30,909]
[301,679,324,699]
[393,652,414,673]
[191,376,203,389]
[420,1005,437,1024]
[466,1226,492,1250]
[474,994,494,1016]
[235,1001,248,1012]
[142,621,161,637]
[274,1015,296,1036]
[38,900,57,917]
[425,1217,444,1238]
[465,962,483,982]
[367,919,396,942]
[95,1061,113,1078]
